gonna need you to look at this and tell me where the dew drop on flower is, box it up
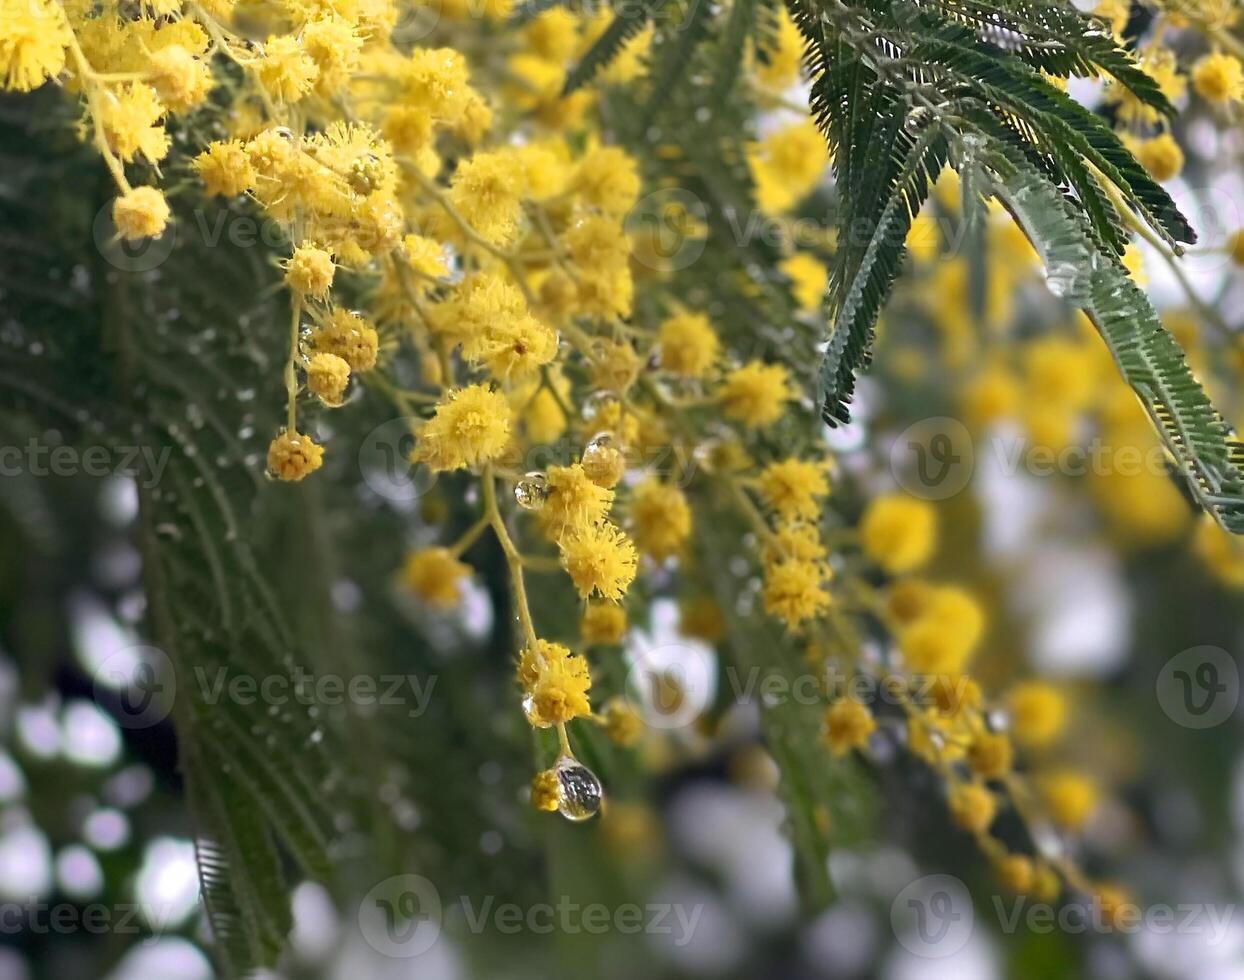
[513,472,548,510]
[582,431,618,469]
[555,756,602,822]
[581,390,619,422]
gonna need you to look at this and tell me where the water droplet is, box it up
[521,693,548,727]
[1043,262,1079,299]
[585,431,617,455]
[513,472,549,510]
[555,756,603,822]
[581,390,618,422]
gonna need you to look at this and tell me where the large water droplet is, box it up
[514,472,549,510]
[581,390,619,422]
[555,756,603,822]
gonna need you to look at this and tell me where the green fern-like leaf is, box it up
[986,144,1244,532]
[563,0,668,95]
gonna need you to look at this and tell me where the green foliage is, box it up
[568,0,1244,533]
[985,146,1244,532]
[564,0,668,94]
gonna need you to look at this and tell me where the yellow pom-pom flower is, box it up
[401,547,472,609]
[530,768,561,811]
[658,312,719,378]
[1136,132,1184,182]
[517,640,592,727]
[1007,681,1066,749]
[266,429,324,482]
[194,140,255,198]
[859,495,937,574]
[560,522,638,601]
[538,464,614,539]
[581,603,627,645]
[112,187,170,241]
[822,698,875,756]
[629,478,692,560]
[573,145,641,216]
[967,732,1013,779]
[449,150,523,244]
[949,782,997,834]
[994,853,1034,894]
[719,362,793,428]
[313,309,380,373]
[0,0,71,92]
[256,34,318,103]
[762,558,831,629]
[1192,52,1244,104]
[306,352,351,407]
[1038,770,1099,829]
[285,246,336,298]
[757,458,831,522]
[415,384,513,472]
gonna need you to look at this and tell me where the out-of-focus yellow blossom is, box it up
[1192,52,1244,103]
[781,252,828,312]
[658,312,719,378]
[906,211,942,262]
[749,120,829,213]
[822,698,876,757]
[757,458,831,521]
[581,604,627,645]
[749,11,803,91]
[763,557,832,629]
[1194,515,1244,588]
[401,548,472,609]
[630,479,692,561]
[900,587,985,676]
[719,362,793,427]
[859,495,937,574]
[1136,132,1184,182]
[1037,770,1099,829]
[949,782,997,834]
[1007,682,1066,749]
[968,732,1013,779]
[962,363,1021,427]
[602,698,643,745]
